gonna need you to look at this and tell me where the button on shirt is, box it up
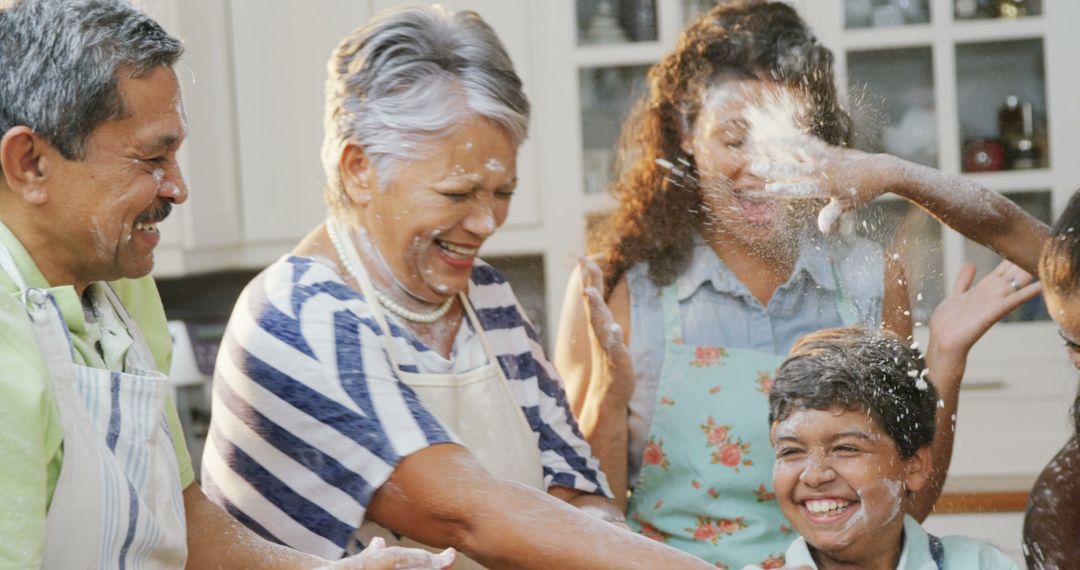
[0,221,194,567]
[625,233,885,486]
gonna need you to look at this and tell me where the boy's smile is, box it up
[771,408,931,567]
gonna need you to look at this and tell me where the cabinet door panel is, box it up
[229,1,375,246]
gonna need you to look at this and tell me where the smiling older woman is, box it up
[201,5,713,570]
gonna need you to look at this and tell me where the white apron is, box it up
[329,220,544,569]
[0,243,188,569]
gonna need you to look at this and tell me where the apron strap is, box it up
[927,533,946,569]
[0,235,78,361]
[658,284,684,343]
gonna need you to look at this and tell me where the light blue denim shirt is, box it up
[625,232,885,486]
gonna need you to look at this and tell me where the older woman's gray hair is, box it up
[0,0,183,166]
[322,4,530,216]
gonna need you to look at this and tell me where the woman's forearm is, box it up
[460,477,707,569]
[368,445,707,570]
[576,394,631,511]
[184,484,328,570]
[875,155,1049,274]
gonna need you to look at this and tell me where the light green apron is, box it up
[627,278,860,569]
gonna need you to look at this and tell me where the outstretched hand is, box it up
[323,538,455,570]
[579,256,635,406]
[748,133,891,234]
[929,260,1042,357]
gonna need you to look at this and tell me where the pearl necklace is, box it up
[326,220,454,324]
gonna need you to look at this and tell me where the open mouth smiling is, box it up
[802,497,858,523]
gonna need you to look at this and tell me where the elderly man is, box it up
[0,1,453,568]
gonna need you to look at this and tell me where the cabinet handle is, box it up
[960,379,1007,391]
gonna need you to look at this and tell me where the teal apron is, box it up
[627,278,860,569]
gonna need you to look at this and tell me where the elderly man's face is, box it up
[43,66,188,285]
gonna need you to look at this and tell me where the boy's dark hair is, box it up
[768,326,938,458]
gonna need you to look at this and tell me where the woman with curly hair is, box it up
[555,1,1046,567]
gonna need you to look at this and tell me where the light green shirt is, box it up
[0,221,194,568]
[743,515,1019,570]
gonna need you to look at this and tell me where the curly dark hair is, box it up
[1040,188,1080,434]
[768,326,938,458]
[594,0,851,293]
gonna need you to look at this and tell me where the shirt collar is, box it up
[0,220,88,334]
[781,515,929,569]
[897,513,934,568]
[675,232,838,302]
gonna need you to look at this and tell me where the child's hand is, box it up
[748,133,891,234]
[929,260,1042,356]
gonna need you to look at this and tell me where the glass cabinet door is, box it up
[579,64,650,194]
[962,190,1052,322]
[844,0,931,29]
[847,47,938,167]
[577,0,658,45]
[956,39,1049,173]
[954,0,1041,21]
[854,200,945,325]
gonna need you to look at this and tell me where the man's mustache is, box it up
[134,201,172,225]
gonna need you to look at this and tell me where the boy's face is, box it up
[770,407,930,561]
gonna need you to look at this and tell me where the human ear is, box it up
[339,142,376,207]
[902,446,933,493]
[0,126,49,204]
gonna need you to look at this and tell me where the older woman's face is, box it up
[362,115,517,303]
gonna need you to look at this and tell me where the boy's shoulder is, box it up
[905,515,1019,570]
[938,534,1020,569]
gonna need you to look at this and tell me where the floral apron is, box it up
[627,280,859,569]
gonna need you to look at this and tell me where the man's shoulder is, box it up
[0,289,50,393]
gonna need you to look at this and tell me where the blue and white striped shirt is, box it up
[202,255,610,559]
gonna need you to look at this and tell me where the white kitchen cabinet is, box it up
[141,0,245,277]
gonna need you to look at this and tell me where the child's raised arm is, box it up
[912,260,1042,519]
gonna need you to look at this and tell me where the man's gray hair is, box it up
[322,4,529,215]
[0,0,183,166]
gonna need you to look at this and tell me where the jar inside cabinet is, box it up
[957,38,1049,173]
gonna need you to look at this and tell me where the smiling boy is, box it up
[751,326,1018,570]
